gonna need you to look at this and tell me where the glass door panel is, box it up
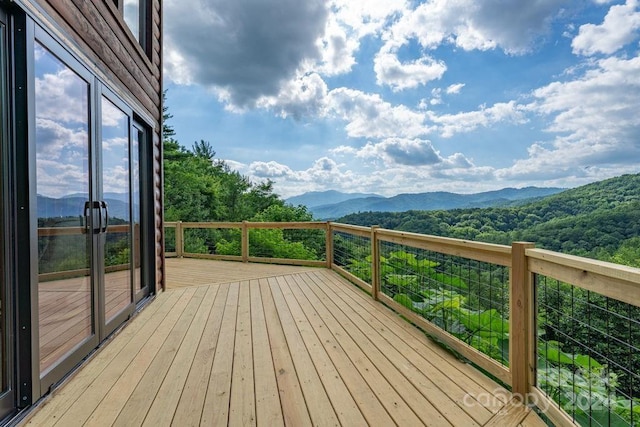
[100,97,133,324]
[132,124,144,298]
[34,42,93,374]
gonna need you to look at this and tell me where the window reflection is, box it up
[101,97,133,321]
[35,42,93,374]
[123,0,141,43]
[132,127,142,291]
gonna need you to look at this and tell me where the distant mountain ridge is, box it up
[37,194,133,222]
[336,173,640,261]
[286,190,383,208]
[288,187,565,219]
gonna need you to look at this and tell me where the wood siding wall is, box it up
[27,0,165,291]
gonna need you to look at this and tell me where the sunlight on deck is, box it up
[22,259,546,426]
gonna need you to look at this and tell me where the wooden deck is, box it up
[39,270,132,372]
[22,258,546,426]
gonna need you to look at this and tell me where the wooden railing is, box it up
[164,221,331,267]
[37,224,140,282]
[164,220,640,427]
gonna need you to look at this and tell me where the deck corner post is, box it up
[510,241,536,403]
[242,221,249,263]
[326,222,333,269]
[371,225,381,300]
[176,221,184,258]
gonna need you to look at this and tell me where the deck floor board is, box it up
[23,258,546,426]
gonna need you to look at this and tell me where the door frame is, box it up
[0,4,15,419]
[98,86,136,339]
[30,24,100,395]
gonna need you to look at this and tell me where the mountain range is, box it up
[286,187,566,219]
[286,190,383,208]
[37,194,133,223]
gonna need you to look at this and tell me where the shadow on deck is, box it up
[22,258,546,426]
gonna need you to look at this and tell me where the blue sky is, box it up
[163,0,640,198]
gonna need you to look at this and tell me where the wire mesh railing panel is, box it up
[332,231,372,284]
[248,228,326,261]
[378,240,510,366]
[164,227,176,253]
[184,227,242,256]
[537,275,640,427]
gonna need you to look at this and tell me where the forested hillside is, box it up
[338,173,640,266]
[162,99,322,259]
[163,102,311,224]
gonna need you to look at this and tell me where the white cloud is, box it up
[317,15,360,76]
[35,68,88,124]
[430,101,528,138]
[249,157,356,198]
[102,136,128,151]
[572,0,640,56]
[327,88,432,138]
[501,55,640,179]
[102,98,127,127]
[374,51,447,91]
[257,72,329,119]
[446,83,465,94]
[35,118,88,160]
[429,89,443,106]
[333,138,474,170]
[313,0,408,76]
[249,153,500,198]
[382,0,566,55]
[250,161,293,178]
[327,0,408,38]
[531,56,640,138]
[102,165,130,194]
[36,158,88,198]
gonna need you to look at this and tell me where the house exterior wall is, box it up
[0,0,165,418]
[20,0,165,290]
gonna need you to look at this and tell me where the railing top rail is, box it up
[527,248,640,279]
[38,224,133,236]
[245,221,328,230]
[527,248,640,308]
[329,222,371,238]
[176,221,329,230]
[376,228,512,267]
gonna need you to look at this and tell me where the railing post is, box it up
[371,226,380,300]
[176,221,184,258]
[242,221,249,263]
[510,242,535,402]
[325,222,333,269]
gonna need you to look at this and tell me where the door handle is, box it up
[84,201,102,234]
[100,201,109,233]
[83,201,91,233]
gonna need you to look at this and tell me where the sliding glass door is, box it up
[0,6,154,413]
[33,30,142,389]
[34,39,97,382]
[100,94,135,334]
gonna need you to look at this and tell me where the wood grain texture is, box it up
[23,259,546,426]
